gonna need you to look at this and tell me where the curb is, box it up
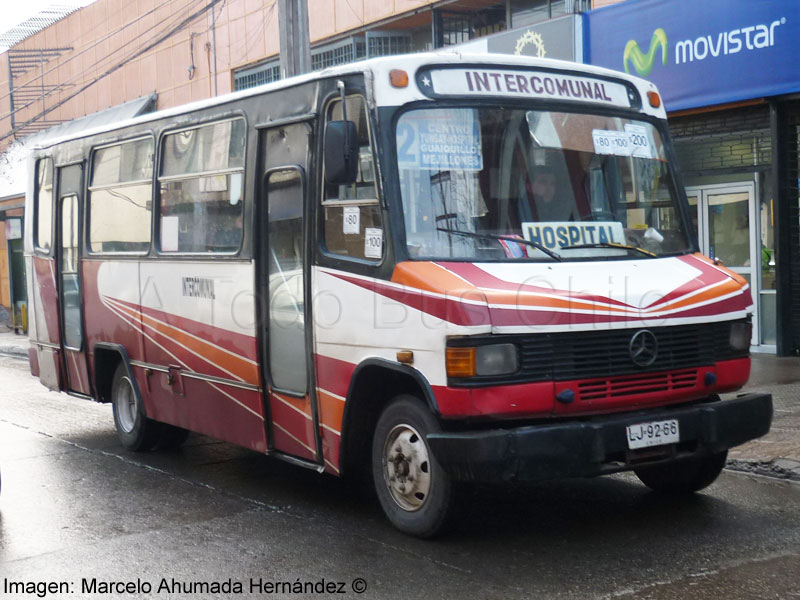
[726,458,800,482]
[0,347,27,359]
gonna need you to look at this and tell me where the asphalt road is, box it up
[1,355,799,599]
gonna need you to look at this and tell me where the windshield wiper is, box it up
[560,242,657,258]
[436,227,562,261]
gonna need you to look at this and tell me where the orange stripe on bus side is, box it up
[108,298,259,383]
[391,262,479,295]
[317,389,345,435]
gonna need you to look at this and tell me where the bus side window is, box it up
[88,138,154,254]
[159,118,246,254]
[322,95,384,262]
[35,157,54,253]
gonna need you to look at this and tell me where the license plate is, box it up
[626,419,679,450]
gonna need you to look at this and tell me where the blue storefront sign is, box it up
[584,0,800,111]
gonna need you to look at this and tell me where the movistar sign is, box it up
[624,28,667,76]
[585,0,800,111]
[674,17,785,64]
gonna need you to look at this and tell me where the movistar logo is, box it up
[623,28,668,76]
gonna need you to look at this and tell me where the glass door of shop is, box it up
[686,183,760,347]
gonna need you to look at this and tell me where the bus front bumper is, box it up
[426,393,773,484]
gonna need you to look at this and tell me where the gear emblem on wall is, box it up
[514,30,546,58]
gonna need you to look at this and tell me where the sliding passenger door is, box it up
[57,164,91,395]
[259,120,321,465]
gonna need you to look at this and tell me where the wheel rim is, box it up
[382,423,432,512]
[115,376,137,433]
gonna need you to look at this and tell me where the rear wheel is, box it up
[111,364,162,451]
[634,451,728,494]
[371,395,455,538]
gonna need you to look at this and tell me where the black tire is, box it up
[111,363,162,451]
[371,395,455,538]
[155,424,190,450]
[634,450,728,494]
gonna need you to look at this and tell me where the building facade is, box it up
[6,0,798,355]
[0,0,593,328]
[585,0,800,355]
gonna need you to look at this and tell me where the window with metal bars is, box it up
[434,6,507,48]
[233,36,368,92]
[233,30,410,91]
[366,31,413,57]
[510,0,589,28]
[311,37,366,71]
[233,61,281,91]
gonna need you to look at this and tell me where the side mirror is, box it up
[324,120,358,185]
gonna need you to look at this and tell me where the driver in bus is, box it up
[519,165,575,224]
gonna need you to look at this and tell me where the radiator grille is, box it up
[448,319,747,387]
[576,369,698,401]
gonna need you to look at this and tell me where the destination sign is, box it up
[522,221,627,257]
[396,108,483,171]
[421,68,633,108]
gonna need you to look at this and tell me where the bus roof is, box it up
[31,51,666,151]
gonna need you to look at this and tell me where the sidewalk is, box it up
[1,328,797,480]
[725,353,800,481]
[0,327,28,359]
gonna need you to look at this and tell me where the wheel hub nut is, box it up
[393,456,410,478]
[383,423,431,512]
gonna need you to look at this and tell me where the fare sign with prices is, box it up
[421,68,633,108]
[592,124,654,158]
[522,221,626,256]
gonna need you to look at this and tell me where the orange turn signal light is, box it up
[446,347,476,378]
[647,91,661,108]
[390,69,409,88]
[397,350,414,365]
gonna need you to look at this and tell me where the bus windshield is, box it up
[396,107,691,261]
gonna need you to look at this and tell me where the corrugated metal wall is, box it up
[670,106,771,174]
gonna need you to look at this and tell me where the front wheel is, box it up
[634,450,728,494]
[155,424,190,450]
[371,395,455,538]
[111,364,162,451]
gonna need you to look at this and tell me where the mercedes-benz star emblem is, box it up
[629,330,658,367]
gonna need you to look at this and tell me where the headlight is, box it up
[729,321,751,351]
[476,344,519,375]
[446,343,519,377]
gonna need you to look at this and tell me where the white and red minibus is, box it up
[25,52,772,536]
